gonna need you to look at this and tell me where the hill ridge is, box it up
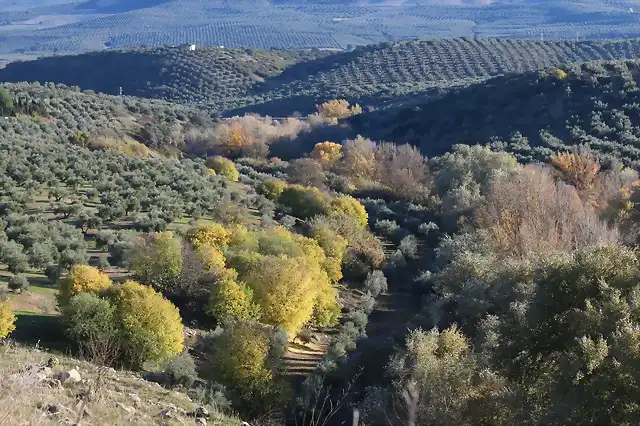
[5,37,640,116]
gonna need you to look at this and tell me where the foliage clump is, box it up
[187,223,231,249]
[58,264,112,306]
[208,277,261,325]
[317,99,362,120]
[108,280,184,366]
[0,300,16,339]
[127,231,183,291]
[206,156,239,182]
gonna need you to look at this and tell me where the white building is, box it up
[188,44,196,51]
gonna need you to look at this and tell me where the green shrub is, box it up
[8,274,28,293]
[364,270,388,297]
[278,184,328,220]
[163,352,198,388]
[62,292,118,346]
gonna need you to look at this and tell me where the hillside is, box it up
[0,81,218,151]
[0,47,320,111]
[351,58,640,167]
[7,38,640,115]
[0,344,239,425]
[4,0,640,58]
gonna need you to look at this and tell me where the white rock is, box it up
[129,393,142,407]
[55,368,81,384]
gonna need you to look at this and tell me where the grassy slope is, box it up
[351,58,640,167]
[6,38,640,116]
[0,343,239,426]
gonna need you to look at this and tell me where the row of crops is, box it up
[5,0,640,56]
[254,38,640,99]
[109,25,341,50]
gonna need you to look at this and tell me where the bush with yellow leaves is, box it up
[206,321,289,411]
[257,178,286,201]
[551,68,568,80]
[58,264,112,306]
[317,99,363,120]
[205,156,239,182]
[208,277,262,324]
[550,151,600,191]
[196,245,226,272]
[309,225,348,282]
[328,195,369,228]
[187,223,231,249]
[222,225,342,335]
[278,184,329,220]
[311,141,343,166]
[0,299,16,339]
[108,280,184,366]
[238,254,336,335]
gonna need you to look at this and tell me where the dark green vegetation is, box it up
[3,0,640,59]
[7,38,640,115]
[353,59,640,167]
[0,47,322,112]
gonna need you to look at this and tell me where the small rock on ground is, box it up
[55,368,81,384]
[129,393,142,407]
[116,402,136,415]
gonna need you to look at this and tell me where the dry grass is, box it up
[0,343,239,426]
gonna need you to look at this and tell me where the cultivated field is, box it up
[2,0,640,58]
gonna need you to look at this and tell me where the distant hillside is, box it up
[233,37,640,115]
[0,46,318,112]
[351,59,640,167]
[6,38,640,116]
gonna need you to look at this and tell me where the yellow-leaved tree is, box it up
[257,178,286,201]
[240,254,335,335]
[207,321,287,410]
[278,184,329,220]
[309,225,348,282]
[0,300,16,338]
[108,280,184,366]
[328,195,369,228]
[317,99,362,120]
[58,264,112,306]
[206,156,239,182]
[550,151,600,191]
[208,277,262,324]
[187,223,231,249]
[196,245,226,272]
[311,141,343,166]
[217,225,342,336]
